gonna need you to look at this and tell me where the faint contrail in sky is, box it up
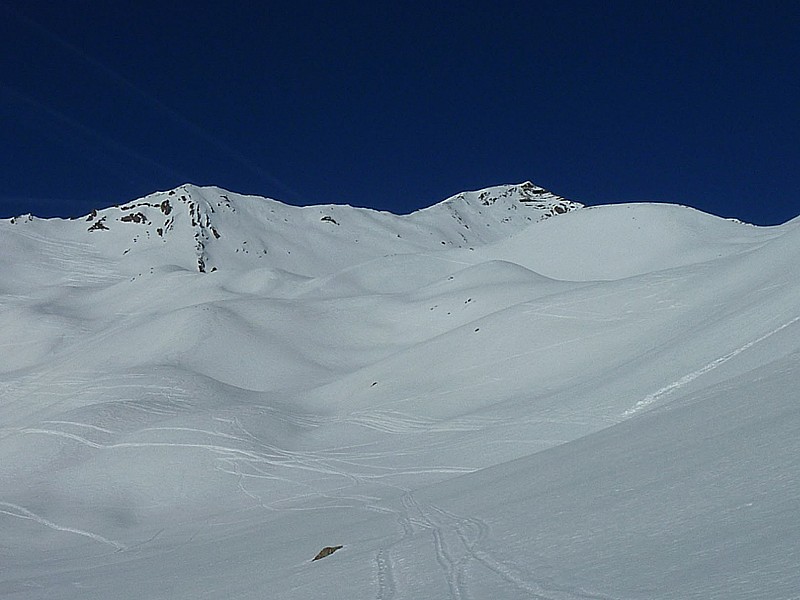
[1,2,309,203]
[1,84,191,183]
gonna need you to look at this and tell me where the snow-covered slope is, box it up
[1,182,798,600]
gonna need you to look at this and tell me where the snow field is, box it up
[1,184,798,598]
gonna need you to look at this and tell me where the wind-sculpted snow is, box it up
[1,182,799,599]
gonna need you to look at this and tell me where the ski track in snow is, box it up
[344,410,493,434]
[431,505,618,600]
[2,370,196,428]
[41,420,118,434]
[375,548,396,600]
[623,314,800,417]
[401,492,470,600]
[388,493,618,600]
[17,416,479,527]
[374,489,416,600]
[21,418,476,486]
[0,502,125,551]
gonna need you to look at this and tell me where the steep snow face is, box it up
[1,183,799,600]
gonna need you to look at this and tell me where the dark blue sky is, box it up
[1,1,798,224]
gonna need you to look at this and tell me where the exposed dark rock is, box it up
[88,218,109,231]
[311,546,343,561]
[120,212,148,224]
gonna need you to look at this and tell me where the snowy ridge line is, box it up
[623,313,800,417]
[0,502,125,551]
[2,181,582,276]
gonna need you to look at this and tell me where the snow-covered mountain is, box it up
[1,182,798,599]
[4,181,579,277]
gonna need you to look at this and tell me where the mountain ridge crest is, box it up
[5,181,582,274]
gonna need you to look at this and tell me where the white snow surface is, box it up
[1,182,798,599]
